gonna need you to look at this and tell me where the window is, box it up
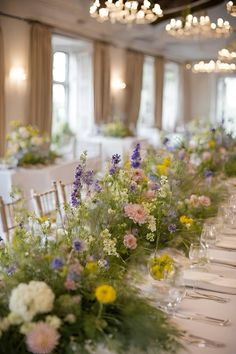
[162,62,180,132]
[138,56,155,128]
[216,76,236,136]
[52,35,94,138]
[52,51,69,134]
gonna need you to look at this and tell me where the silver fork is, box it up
[183,333,225,348]
[174,311,231,326]
[185,290,230,303]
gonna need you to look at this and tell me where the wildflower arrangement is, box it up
[102,121,134,138]
[5,121,58,167]
[0,221,181,354]
[165,121,236,178]
[149,254,174,281]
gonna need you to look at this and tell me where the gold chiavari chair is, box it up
[58,180,73,206]
[31,181,60,219]
[0,196,24,241]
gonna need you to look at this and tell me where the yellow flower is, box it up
[208,140,216,149]
[38,216,49,223]
[162,157,171,167]
[124,160,131,170]
[180,215,193,226]
[156,164,167,176]
[85,261,98,273]
[95,285,117,304]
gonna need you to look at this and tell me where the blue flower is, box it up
[71,164,84,207]
[131,143,141,168]
[94,179,102,192]
[168,224,177,233]
[163,137,169,145]
[51,257,64,270]
[83,170,94,186]
[6,265,16,276]
[73,239,83,252]
[204,169,213,178]
[130,182,137,192]
[109,154,121,175]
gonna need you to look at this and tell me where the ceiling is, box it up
[0,0,236,62]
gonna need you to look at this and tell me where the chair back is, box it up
[31,181,60,218]
[0,196,24,241]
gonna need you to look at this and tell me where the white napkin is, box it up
[183,269,236,294]
[216,239,236,250]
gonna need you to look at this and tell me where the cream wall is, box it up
[1,16,30,131]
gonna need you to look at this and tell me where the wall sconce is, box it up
[9,67,26,82]
[112,79,126,91]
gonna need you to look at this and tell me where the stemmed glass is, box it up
[201,224,218,248]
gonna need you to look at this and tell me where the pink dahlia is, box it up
[124,203,148,224]
[199,195,211,207]
[132,168,145,182]
[123,234,137,250]
[26,322,59,354]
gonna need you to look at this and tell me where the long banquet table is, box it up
[0,156,101,203]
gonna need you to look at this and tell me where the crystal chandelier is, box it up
[227,1,236,17]
[190,60,236,73]
[218,48,236,61]
[89,0,163,24]
[166,14,232,39]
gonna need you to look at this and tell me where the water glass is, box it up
[200,224,217,248]
[189,243,208,268]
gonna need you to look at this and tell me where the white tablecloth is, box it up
[81,136,149,163]
[0,157,101,203]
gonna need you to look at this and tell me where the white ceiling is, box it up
[0,0,236,62]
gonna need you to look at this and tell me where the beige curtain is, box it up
[154,56,164,130]
[93,41,111,124]
[125,50,144,129]
[29,23,52,134]
[0,24,5,156]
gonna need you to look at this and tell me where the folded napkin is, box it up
[183,270,236,294]
[215,239,236,250]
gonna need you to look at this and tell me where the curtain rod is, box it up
[0,10,182,64]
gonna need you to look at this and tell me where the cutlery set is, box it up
[182,333,225,349]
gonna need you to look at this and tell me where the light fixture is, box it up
[112,79,126,90]
[90,0,163,25]
[227,1,236,17]
[218,48,236,61]
[189,60,236,73]
[166,14,232,39]
[9,67,26,82]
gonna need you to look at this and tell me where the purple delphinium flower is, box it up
[73,239,83,252]
[6,265,16,276]
[51,257,64,270]
[83,170,94,186]
[94,179,102,192]
[204,169,213,178]
[168,224,177,233]
[109,154,121,175]
[163,137,169,146]
[71,164,83,207]
[131,143,141,168]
